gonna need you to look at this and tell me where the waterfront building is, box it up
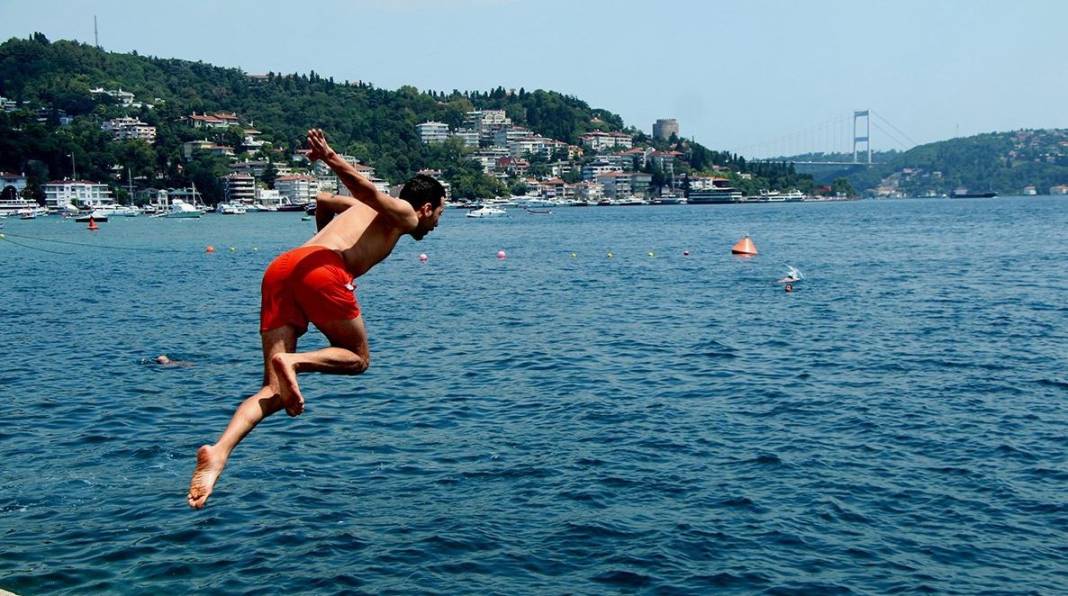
[581,160,623,180]
[43,179,114,210]
[416,121,450,144]
[596,171,632,198]
[0,96,18,112]
[222,173,256,204]
[255,188,284,209]
[653,118,679,141]
[689,175,730,191]
[575,180,604,201]
[1050,184,1068,195]
[275,174,319,205]
[1,171,27,197]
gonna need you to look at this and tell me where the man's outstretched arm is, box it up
[314,192,358,231]
[306,129,418,231]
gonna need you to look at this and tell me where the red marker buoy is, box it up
[87,216,99,231]
[731,235,757,256]
[205,245,215,253]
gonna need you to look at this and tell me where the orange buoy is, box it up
[87,216,99,231]
[731,235,757,255]
[205,245,215,253]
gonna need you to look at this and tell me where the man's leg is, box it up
[187,325,298,509]
[271,315,371,416]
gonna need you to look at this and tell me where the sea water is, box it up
[1,198,1066,593]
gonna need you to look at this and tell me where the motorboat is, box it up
[156,199,203,219]
[216,202,247,215]
[74,209,110,222]
[109,204,142,217]
[17,206,49,219]
[466,205,507,218]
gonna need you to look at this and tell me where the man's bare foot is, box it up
[271,353,305,416]
[187,445,226,509]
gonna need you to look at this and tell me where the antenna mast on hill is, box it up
[94,15,99,48]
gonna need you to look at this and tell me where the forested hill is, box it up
[788,130,1068,196]
[0,34,625,183]
[848,129,1068,196]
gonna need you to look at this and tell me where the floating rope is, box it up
[0,231,188,254]
[0,233,73,255]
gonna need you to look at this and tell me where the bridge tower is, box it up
[853,110,871,164]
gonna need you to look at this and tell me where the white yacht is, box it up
[159,199,203,219]
[466,205,507,218]
[215,202,247,215]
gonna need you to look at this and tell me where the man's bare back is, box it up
[304,199,405,278]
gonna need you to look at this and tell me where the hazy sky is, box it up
[1,0,1065,157]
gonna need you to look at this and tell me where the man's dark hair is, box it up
[400,174,446,209]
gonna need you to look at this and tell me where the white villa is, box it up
[44,180,114,210]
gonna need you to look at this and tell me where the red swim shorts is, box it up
[260,245,361,333]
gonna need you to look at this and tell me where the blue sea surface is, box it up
[1,198,1066,594]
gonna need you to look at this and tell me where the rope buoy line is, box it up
[0,233,72,255]
[0,231,187,254]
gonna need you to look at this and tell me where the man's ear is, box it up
[420,202,433,216]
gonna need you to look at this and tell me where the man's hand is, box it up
[306,128,336,162]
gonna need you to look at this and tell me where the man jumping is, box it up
[187,129,446,509]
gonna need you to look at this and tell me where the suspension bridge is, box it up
[733,109,919,167]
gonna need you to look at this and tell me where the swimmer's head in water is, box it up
[155,355,172,364]
[401,174,446,240]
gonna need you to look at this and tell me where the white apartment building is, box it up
[89,87,135,106]
[580,131,633,152]
[464,109,510,131]
[575,181,604,201]
[43,180,114,209]
[0,96,17,112]
[0,171,27,195]
[581,161,623,180]
[416,121,450,144]
[508,137,551,159]
[451,129,479,148]
[255,188,284,209]
[102,117,157,143]
[275,175,320,205]
[596,172,632,198]
[650,150,682,176]
[222,173,256,204]
[493,127,532,146]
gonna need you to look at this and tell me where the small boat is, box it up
[277,201,308,212]
[524,207,552,215]
[17,206,49,219]
[466,205,507,218]
[74,209,109,222]
[158,199,203,219]
[215,202,247,215]
[950,188,997,199]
